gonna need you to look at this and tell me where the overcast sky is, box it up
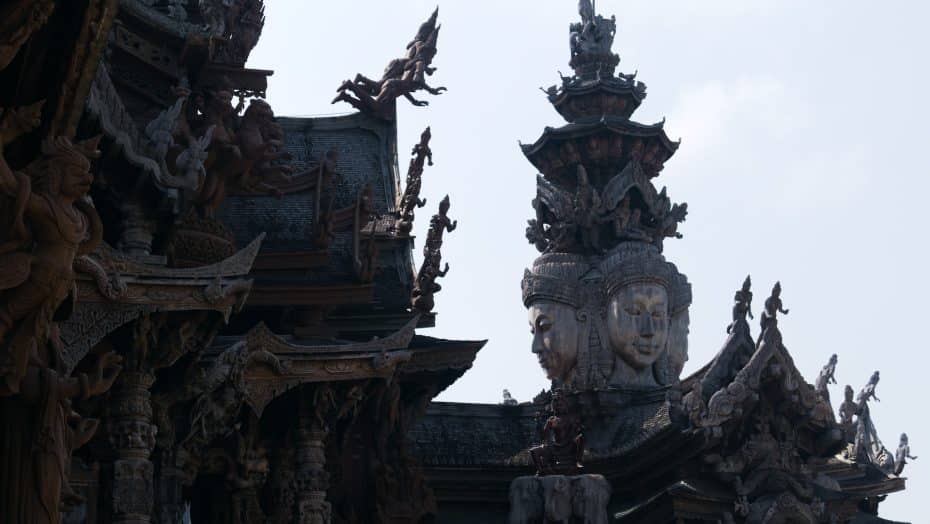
[248,1,927,517]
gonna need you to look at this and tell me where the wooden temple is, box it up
[0,1,913,523]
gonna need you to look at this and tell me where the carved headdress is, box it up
[600,242,691,315]
[24,136,101,194]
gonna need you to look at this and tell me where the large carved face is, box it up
[607,282,670,370]
[528,301,579,382]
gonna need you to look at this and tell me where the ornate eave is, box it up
[549,77,647,122]
[59,235,264,372]
[205,318,485,416]
[119,0,200,40]
[520,116,679,177]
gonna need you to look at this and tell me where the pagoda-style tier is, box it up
[521,117,678,183]
[523,4,684,256]
[545,73,647,122]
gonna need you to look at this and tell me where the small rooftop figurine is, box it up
[857,371,880,405]
[759,281,789,334]
[727,275,753,334]
[895,433,917,476]
[501,389,518,406]
[529,389,584,475]
[815,354,838,403]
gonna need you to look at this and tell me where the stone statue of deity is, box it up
[523,242,690,392]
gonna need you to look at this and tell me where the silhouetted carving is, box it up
[857,371,880,405]
[529,390,584,475]
[838,384,857,440]
[727,275,753,334]
[395,127,432,234]
[333,9,446,119]
[502,389,518,406]
[192,86,243,216]
[759,281,789,335]
[815,354,838,404]
[412,196,455,313]
[895,433,917,476]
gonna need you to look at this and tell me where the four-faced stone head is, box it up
[607,281,670,370]
[528,301,580,382]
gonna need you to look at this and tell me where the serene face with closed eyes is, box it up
[528,301,579,382]
[607,283,670,370]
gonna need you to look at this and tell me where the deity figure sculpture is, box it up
[173,126,215,193]
[894,433,917,476]
[424,195,456,252]
[815,354,838,404]
[838,385,857,440]
[528,300,580,384]
[727,275,753,334]
[411,248,449,314]
[235,98,293,194]
[529,390,584,475]
[194,86,243,216]
[0,120,105,393]
[569,0,617,59]
[573,166,602,252]
[395,127,432,234]
[523,243,689,393]
[759,281,789,335]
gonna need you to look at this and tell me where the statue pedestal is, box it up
[509,474,610,524]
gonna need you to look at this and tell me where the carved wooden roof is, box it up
[205,318,485,416]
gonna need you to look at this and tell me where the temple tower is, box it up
[521,1,691,453]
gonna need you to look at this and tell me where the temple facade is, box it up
[0,1,912,523]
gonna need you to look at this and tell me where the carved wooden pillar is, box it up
[118,202,157,257]
[294,404,331,524]
[109,370,157,524]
